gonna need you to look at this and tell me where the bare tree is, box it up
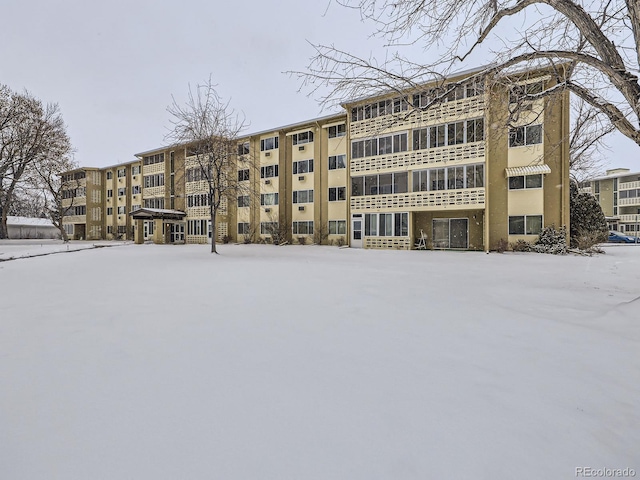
[166,79,255,254]
[33,155,78,242]
[0,85,72,238]
[296,1,640,149]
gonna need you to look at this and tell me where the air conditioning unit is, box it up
[265,208,271,213]
[265,152,271,157]
[265,179,271,184]
[133,176,137,180]
[298,146,305,151]
[298,206,305,211]
[298,175,305,181]
[119,178,122,183]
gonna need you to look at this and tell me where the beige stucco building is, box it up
[62,66,570,250]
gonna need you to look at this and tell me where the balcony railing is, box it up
[619,197,640,206]
[351,188,485,212]
[619,180,640,190]
[619,214,640,223]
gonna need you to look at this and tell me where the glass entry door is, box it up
[351,214,363,248]
[432,218,468,249]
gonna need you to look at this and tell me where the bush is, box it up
[511,239,532,252]
[297,236,307,245]
[532,225,567,255]
[335,236,346,247]
[222,235,232,244]
[570,182,608,248]
[495,238,509,253]
[574,231,605,254]
[313,225,329,245]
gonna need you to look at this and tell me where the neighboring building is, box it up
[6,216,59,239]
[62,66,571,250]
[581,168,640,237]
[61,167,102,240]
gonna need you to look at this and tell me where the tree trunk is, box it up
[210,205,218,254]
[0,207,8,239]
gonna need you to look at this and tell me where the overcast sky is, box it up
[1,0,636,172]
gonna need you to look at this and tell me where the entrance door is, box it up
[143,221,154,241]
[432,218,469,249]
[170,223,185,243]
[351,214,363,248]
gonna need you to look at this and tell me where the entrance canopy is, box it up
[130,208,186,221]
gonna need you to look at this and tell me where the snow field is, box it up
[0,244,638,479]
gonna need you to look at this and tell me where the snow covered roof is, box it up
[7,216,55,227]
[129,208,186,220]
[505,165,552,177]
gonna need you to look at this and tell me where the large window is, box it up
[260,136,279,151]
[260,165,279,178]
[364,213,408,237]
[412,80,483,108]
[186,167,207,183]
[508,215,543,235]
[118,187,126,197]
[351,96,409,122]
[237,142,250,156]
[132,165,141,175]
[238,222,251,235]
[509,81,544,103]
[143,153,164,166]
[508,174,543,190]
[187,194,210,207]
[432,218,468,249]
[117,206,126,215]
[143,174,164,188]
[260,193,279,206]
[117,168,126,178]
[328,124,346,138]
[106,207,113,215]
[509,124,543,147]
[329,220,347,235]
[237,195,250,207]
[293,190,314,204]
[106,171,113,180]
[351,132,408,159]
[412,164,484,192]
[260,222,278,235]
[412,118,484,151]
[293,159,314,174]
[238,169,250,181]
[329,155,346,170]
[351,172,408,196]
[132,185,141,195]
[328,187,347,201]
[292,221,314,235]
[107,189,113,198]
[187,219,211,236]
[143,197,164,209]
[292,131,314,145]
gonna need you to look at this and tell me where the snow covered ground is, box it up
[1,243,638,479]
[0,239,129,261]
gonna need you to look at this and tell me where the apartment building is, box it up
[62,66,570,250]
[580,168,640,236]
[61,167,103,240]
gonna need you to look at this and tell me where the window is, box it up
[118,187,126,197]
[292,131,314,145]
[412,163,484,192]
[328,187,347,201]
[117,206,126,215]
[509,124,543,147]
[132,204,141,211]
[351,96,408,121]
[238,142,250,156]
[412,118,484,151]
[187,194,210,207]
[107,207,113,215]
[260,136,279,151]
[412,81,483,108]
[107,189,113,198]
[293,159,314,174]
[143,197,164,209]
[107,225,113,234]
[143,174,164,188]
[117,225,127,235]
[106,171,113,180]
[187,219,211,236]
[328,124,346,138]
[351,172,408,196]
[132,165,141,175]
[238,222,251,234]
[132,185,141,195]
[117,168,126,178]
[329,220,347,235]
[238,195,250,207]
[260,222,278,235]
[351,132,408,159]
[432,218,469,249]
[292,190,314,204]
[186,167,207,183]
[364,213,409,237]
[329,155,346,170]
[238,169,250,181]
[260,193,279,206]
[292,221,314,235]
[143,153,164,165]
[509,215,543,235]
[260,164,279,178]
[509,81,544,103]
[508,174,543,190]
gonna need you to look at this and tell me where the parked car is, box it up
[608,231,639,243]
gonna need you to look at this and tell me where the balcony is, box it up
[619,214,640,223]
[619,197,640,207]
[351,142,485,174]
[619,180,640,190]
[351,188,485,212]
